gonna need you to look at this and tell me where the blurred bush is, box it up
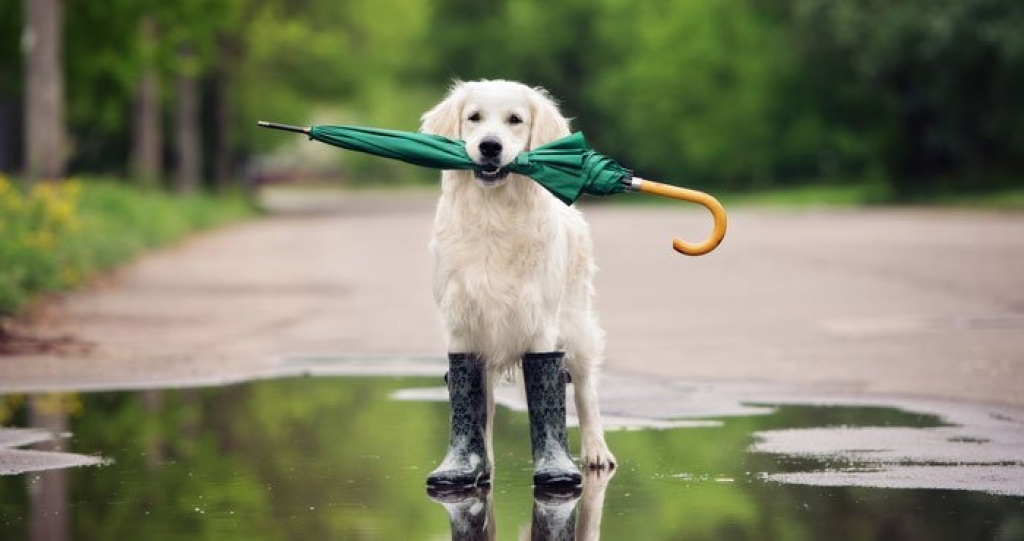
[0,176,253,316]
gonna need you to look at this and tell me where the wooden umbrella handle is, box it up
[633,178,728,256]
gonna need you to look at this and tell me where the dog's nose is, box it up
[479,137,502,159]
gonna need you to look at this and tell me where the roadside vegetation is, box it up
[0,175,253,317]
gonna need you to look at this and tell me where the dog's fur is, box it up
[421,80,615,469]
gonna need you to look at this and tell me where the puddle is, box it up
[1,371,1023,540]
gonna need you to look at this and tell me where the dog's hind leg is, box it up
[562,315,616,470]
[484,366,500,468]
[567,358,616,470]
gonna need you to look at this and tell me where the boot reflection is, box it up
[529,485,582,540]
[428,469,614,540]
[427,485,495,541]
[525,468,615,540]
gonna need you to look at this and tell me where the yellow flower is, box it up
[64,178,82,199]
[0,178,22,211]
[61,266,80,286]
[32,393,83,417]
[26,230,54,249]
[45,199,77,229]
[30,182,54,201]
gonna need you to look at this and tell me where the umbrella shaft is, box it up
[257,121,310,134]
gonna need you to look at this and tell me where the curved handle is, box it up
[635,179,728,256]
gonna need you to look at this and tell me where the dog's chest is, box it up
[432,200,558,304]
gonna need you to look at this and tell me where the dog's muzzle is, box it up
[475,164,510,182]
[474,136,510,182]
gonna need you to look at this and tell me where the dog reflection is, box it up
[428,470,613,540]
[564,470,613,541]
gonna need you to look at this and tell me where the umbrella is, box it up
[258,121,726,256]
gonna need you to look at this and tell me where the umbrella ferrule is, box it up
[625,176,643,192]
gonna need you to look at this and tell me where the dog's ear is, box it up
[528,87,571,150]
[420,82,466,138]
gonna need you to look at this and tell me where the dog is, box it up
[421,79,615,471]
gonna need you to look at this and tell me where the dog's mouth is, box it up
[474,165,510,183]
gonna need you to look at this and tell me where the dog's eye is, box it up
[468,112,481,123]
[508,114,523,125]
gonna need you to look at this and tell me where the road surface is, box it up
[1,192,1022,407]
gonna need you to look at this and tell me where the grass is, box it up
[925,187,1024,211]
[0,176,256,317]
[606,182,1024,210]
[718,183,890,207]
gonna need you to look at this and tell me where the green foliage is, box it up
[776,0,1024,196]
[0,1,21,96]
[589,1,816,190]
[4,0,1023,196]
[0,176,253,316]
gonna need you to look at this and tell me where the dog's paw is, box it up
[581,440,616,470]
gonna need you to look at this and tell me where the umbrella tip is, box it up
[257,121,310,134]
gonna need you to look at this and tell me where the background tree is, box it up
[3,0,1022,198]
[22,0,65,184]
[131,15,162,187]
[773,0,1024,197]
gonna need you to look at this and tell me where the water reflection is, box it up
[429,486,495,540]
[0,376,1021,540]
[28,397,69,541]
[528,487,579,541]
[428,470,613,541]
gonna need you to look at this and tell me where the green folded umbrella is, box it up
[258,121,726,255]
[258,122,626,205]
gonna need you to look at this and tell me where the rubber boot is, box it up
[427,353,491,488]
[523,351,583,487]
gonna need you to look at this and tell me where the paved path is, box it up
[2,192,1022,406]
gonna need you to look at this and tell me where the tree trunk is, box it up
[174,46,200,195]
[22,0,65,184]
[211,33,243,192]
[131,15,162,188]
[211,64,232,191]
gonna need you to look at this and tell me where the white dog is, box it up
[421,80,615,479]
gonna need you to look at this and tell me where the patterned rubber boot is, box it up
[523,352,583,487]
[427,353,491,488]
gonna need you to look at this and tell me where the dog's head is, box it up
[421,80,570,188]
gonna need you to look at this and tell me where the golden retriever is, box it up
[421,80,616,472]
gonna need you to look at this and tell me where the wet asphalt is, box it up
[1,190,1021,405]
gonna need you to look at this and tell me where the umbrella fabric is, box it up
[308,125,478,171]
[305,125,630,205]
[508,132,630,205]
